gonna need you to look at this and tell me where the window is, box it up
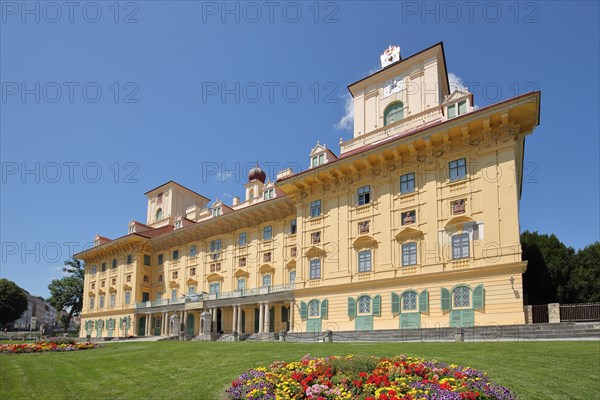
[312,153,325,167]
[99,295,105,308]
[111,278,116,286]
[311,231,321,244]
[126,274,131,283]
[358,250,372,273]
[143,255,151,266]
[310,200,321,217]
[401,210,416,225]
[188,285,196,295]
[156,292,162,302]
[175,220,182,229]
[190,267,196,276]
[448,100,467,119]
[91,265,97,274]
[237,278,246,291]
[212,207,222,217]
[400,172,415,194]
[143,275,149,283]
[262,274,271,287]
[402,243,417,266]
[156,208,163,221]
[458,100,467,115]
[358,221,370,234]
[402,291,417,311]
[189,245,196,257]
[447,104,456,119]
[263,188,274,200]
[91,283,95,290]
[210,263,221,272]
[384,102,404,126]
[158,254,164,265]
[126,254,133,264]
[210,239,222,253]
[238,232,247,246]
[101,281,105,288]
[101,262,106,272]
[171,289,177,301]
[142,292,149,302]
[172,271,178,279]
[172,250,179,261]
[263,226,272,240]
[289,270,296,284]
[310,259,321,280]
[449,158,467,182]
[89,297,95,309]
[290,219,297,234]
[112,259,117,269]
[158,274,163,282]
[357,185,371,205]
[125,291,131,305]
[357,295,371,314]
[209,282,220,294]
[308,300,320,317]
[239,257,246,267]
[452,233,470,259]
[453,286,471,308]
[110,293,116,307]
[263,252,272,262]
[290,247,297,258]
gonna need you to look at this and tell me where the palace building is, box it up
[75,42,541,339]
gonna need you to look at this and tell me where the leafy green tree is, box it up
[48,259,84,332]
[521,231,576,304]
[0,279,29,326]
[568,242,600,303]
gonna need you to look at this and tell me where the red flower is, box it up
[359,372,368,378]
[353,379,363,388]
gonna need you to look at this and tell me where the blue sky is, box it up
[1,1,599,298]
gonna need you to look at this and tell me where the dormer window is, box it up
[311,154,325,167]
[212,206,222,217]
[156,208,163,221]
[447,100,467,119]
[128,225,135,234]
[175,220,183,229]
[263,188,274,200]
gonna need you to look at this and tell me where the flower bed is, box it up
[0,338,102,354]
[226,354,515,400]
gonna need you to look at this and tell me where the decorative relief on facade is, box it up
[401,210,416,225]
[451,199,466,215]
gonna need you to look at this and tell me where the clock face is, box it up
[383,76,404,98]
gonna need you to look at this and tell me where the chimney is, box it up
[232,196,240,206]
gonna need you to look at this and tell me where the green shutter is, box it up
[300,301,308,320]
[458,100,467,115]
[391,292,400,315]
[473,284,485,310]
[463,309,475,327]
[348,297,356,318]
[419,290,429,313]
[450,310,462,327]
[400,313,420,329]
[441,288,451,311]
[306,318,322,333]
[356,315,374,331]
[320,299,329,319]
[372,295,381,317]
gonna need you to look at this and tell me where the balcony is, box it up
[340,108,443,154]
[208,283,295,301]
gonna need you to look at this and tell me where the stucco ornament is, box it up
[380,45,401,68]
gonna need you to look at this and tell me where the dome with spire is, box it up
[248,162,266,183]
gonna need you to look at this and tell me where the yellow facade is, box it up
[76,42,541,338]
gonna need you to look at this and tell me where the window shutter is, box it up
[320,299,329,319]
[347,297,356,318]
[391,292,400,315]
[300,301,308,320]
[441,288,451,311]
[372,295,381,317]
[450,310,462,327]
[419,290,429,313]
[473,284,485,310]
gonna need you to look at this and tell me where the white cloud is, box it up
[448,72,468,92]
[335,94,354,131]
[221,192,233,199]
[215,170,236,182]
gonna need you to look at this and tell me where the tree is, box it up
[0,279,29,326]
[48,259,84,332]
[569,242,600,303]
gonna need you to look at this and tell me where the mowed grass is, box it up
[1,341,599,400]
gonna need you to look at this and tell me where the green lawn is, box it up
[1,341,599,399]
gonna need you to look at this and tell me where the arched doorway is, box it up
[186,314,195,335]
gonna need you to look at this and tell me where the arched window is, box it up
[143,275,149,283]
[401,291,417,311]
[357,295,371,314]
[453,286,471,308]
[308,300,320,317]
[156,208,163,221]
[384,102,404,126]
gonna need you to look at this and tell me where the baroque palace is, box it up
[76,43,541,339]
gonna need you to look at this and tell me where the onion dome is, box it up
[248,162,266,183]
